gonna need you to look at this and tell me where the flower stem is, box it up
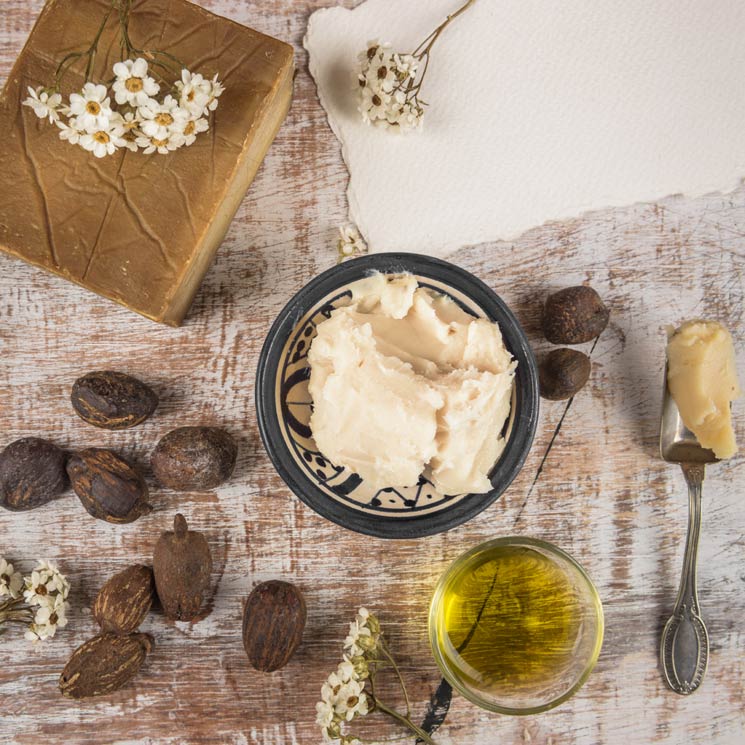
[412,0,477,58]
[379,641,412,719]
[403,0,477,104]
[373,699,438,745]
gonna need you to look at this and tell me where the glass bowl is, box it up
[429,536,604,714]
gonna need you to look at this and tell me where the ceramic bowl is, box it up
[255,253,539,538]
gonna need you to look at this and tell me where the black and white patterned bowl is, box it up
[256,253,539,539]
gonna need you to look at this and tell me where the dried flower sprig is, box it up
[317,608,437,745]
[21,0,224,157]
[357,0,476,132]
[337,225,367,263]
[0,558,70,642]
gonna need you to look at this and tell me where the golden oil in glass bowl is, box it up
[429,537,603,714]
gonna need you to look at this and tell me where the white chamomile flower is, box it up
[393,53,418,78]
[138,94,188,140]
[358,39,390,66]
[343,619,374,657]
[321,670,345,703]
[315,700,335,729]
[22,86,64,123]
[25,595,68,642]
[176,70,225,116]
[175,69,212,115]
[359,87,390,124]
[205,74,225,111]
[24,560,70,602]
[367,56,396,93]
[336,657,356,683]
[333,679,368,721]
[24,569,54,605]
[337,224,366,262]
[0,558,23,599]
[118,111,141,152]
[79,117,125,158]
[178,114,209,146]
[135,131,185,155]
[112,57,159,107]
[68,82,112,131]
[57,116,84,145]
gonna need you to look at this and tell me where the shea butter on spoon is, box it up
[667,320,740,459]
[307,273,516,495]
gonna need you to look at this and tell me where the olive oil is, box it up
[432,541,601,708]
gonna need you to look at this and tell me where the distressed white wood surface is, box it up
[1,2,744,744]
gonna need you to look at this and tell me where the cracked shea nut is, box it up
[151,426,237,490]
[542,286,609,344]
[0,437,68,511]
[539,348,592,400]
[67,448,152,524]
[71,371,158,430]
[59,633,153,699]
[153,514,212,621]
[93,565,155,635]
[242,580,306,672]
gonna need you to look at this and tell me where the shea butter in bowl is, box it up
[256,254,539,538]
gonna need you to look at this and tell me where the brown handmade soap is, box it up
[0,0,293,325]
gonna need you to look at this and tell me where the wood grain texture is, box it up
[1,2,744,744]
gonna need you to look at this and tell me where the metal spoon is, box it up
[658,363,716,694]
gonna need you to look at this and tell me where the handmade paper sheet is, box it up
[305,0,745,256]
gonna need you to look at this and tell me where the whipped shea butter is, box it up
[667,320,741,459]
[307,274,516,494]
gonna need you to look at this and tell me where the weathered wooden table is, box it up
[1,2,743,743]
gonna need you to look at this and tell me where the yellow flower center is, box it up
[49,612,58,625]
[93,131,110,144]
[154,113,174,127]
[187,90,195,101]
[85,101,101,116]
[183,121,195,135]
[125,77,144,93]
[123,119,138,131]
[36,584,47,595]
[152,137,168,147]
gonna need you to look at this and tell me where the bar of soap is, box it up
[0,0,293,325]
[667,320,741,459]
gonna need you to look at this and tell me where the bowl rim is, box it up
[255,253,539,539]
[428,535,605,714]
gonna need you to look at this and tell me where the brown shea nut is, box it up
[67,448,152,524]
[542,286,610,344]
[0,437,68,511]
[539,348,592,401]
[59,633,153,699]
[242,580,306,672]
[153,514,212,621]
[93,565,155,635]
[71,371,158,430]
[151,427,237,491]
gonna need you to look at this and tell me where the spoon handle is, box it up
[661,463,709,694]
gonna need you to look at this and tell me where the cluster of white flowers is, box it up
[22,58,224,158]
[337,225,367,262]
[1,558,71,642]
[317,608,380,744]
[357,40,423,132]
[22,560,71,641]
